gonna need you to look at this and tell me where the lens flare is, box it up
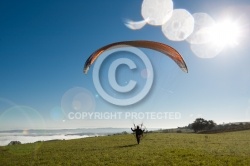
[22,129,29,135]
[0,106,46,130]
[0,106,45,155]
[162,9,194,41]
[186,13,215,44]
[190,41,224,58]
[141,0,173,26]
[124,18,148,30]
[61,87,96,119]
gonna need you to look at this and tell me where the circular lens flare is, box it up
[61,87,96,118]
[141,0,173,26]
[186,13,215,44]
[0,106,45,154]
[162,9,194,41]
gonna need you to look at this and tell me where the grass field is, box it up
[0,130,250,165]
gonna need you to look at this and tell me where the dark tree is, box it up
[191,118,216,133]
[207,120,216,130]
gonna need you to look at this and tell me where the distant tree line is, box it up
[169,118,250,134]
[203,122,250,133]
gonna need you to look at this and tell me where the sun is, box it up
[208,19,241,47]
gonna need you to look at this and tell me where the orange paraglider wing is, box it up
[84,40,188,74]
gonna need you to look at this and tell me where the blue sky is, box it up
[0,0,250,130]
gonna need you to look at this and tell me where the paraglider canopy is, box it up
[83,40,188,74]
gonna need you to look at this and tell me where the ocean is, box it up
[0,128,130,146]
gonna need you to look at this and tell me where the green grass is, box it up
[1,130,250,165]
